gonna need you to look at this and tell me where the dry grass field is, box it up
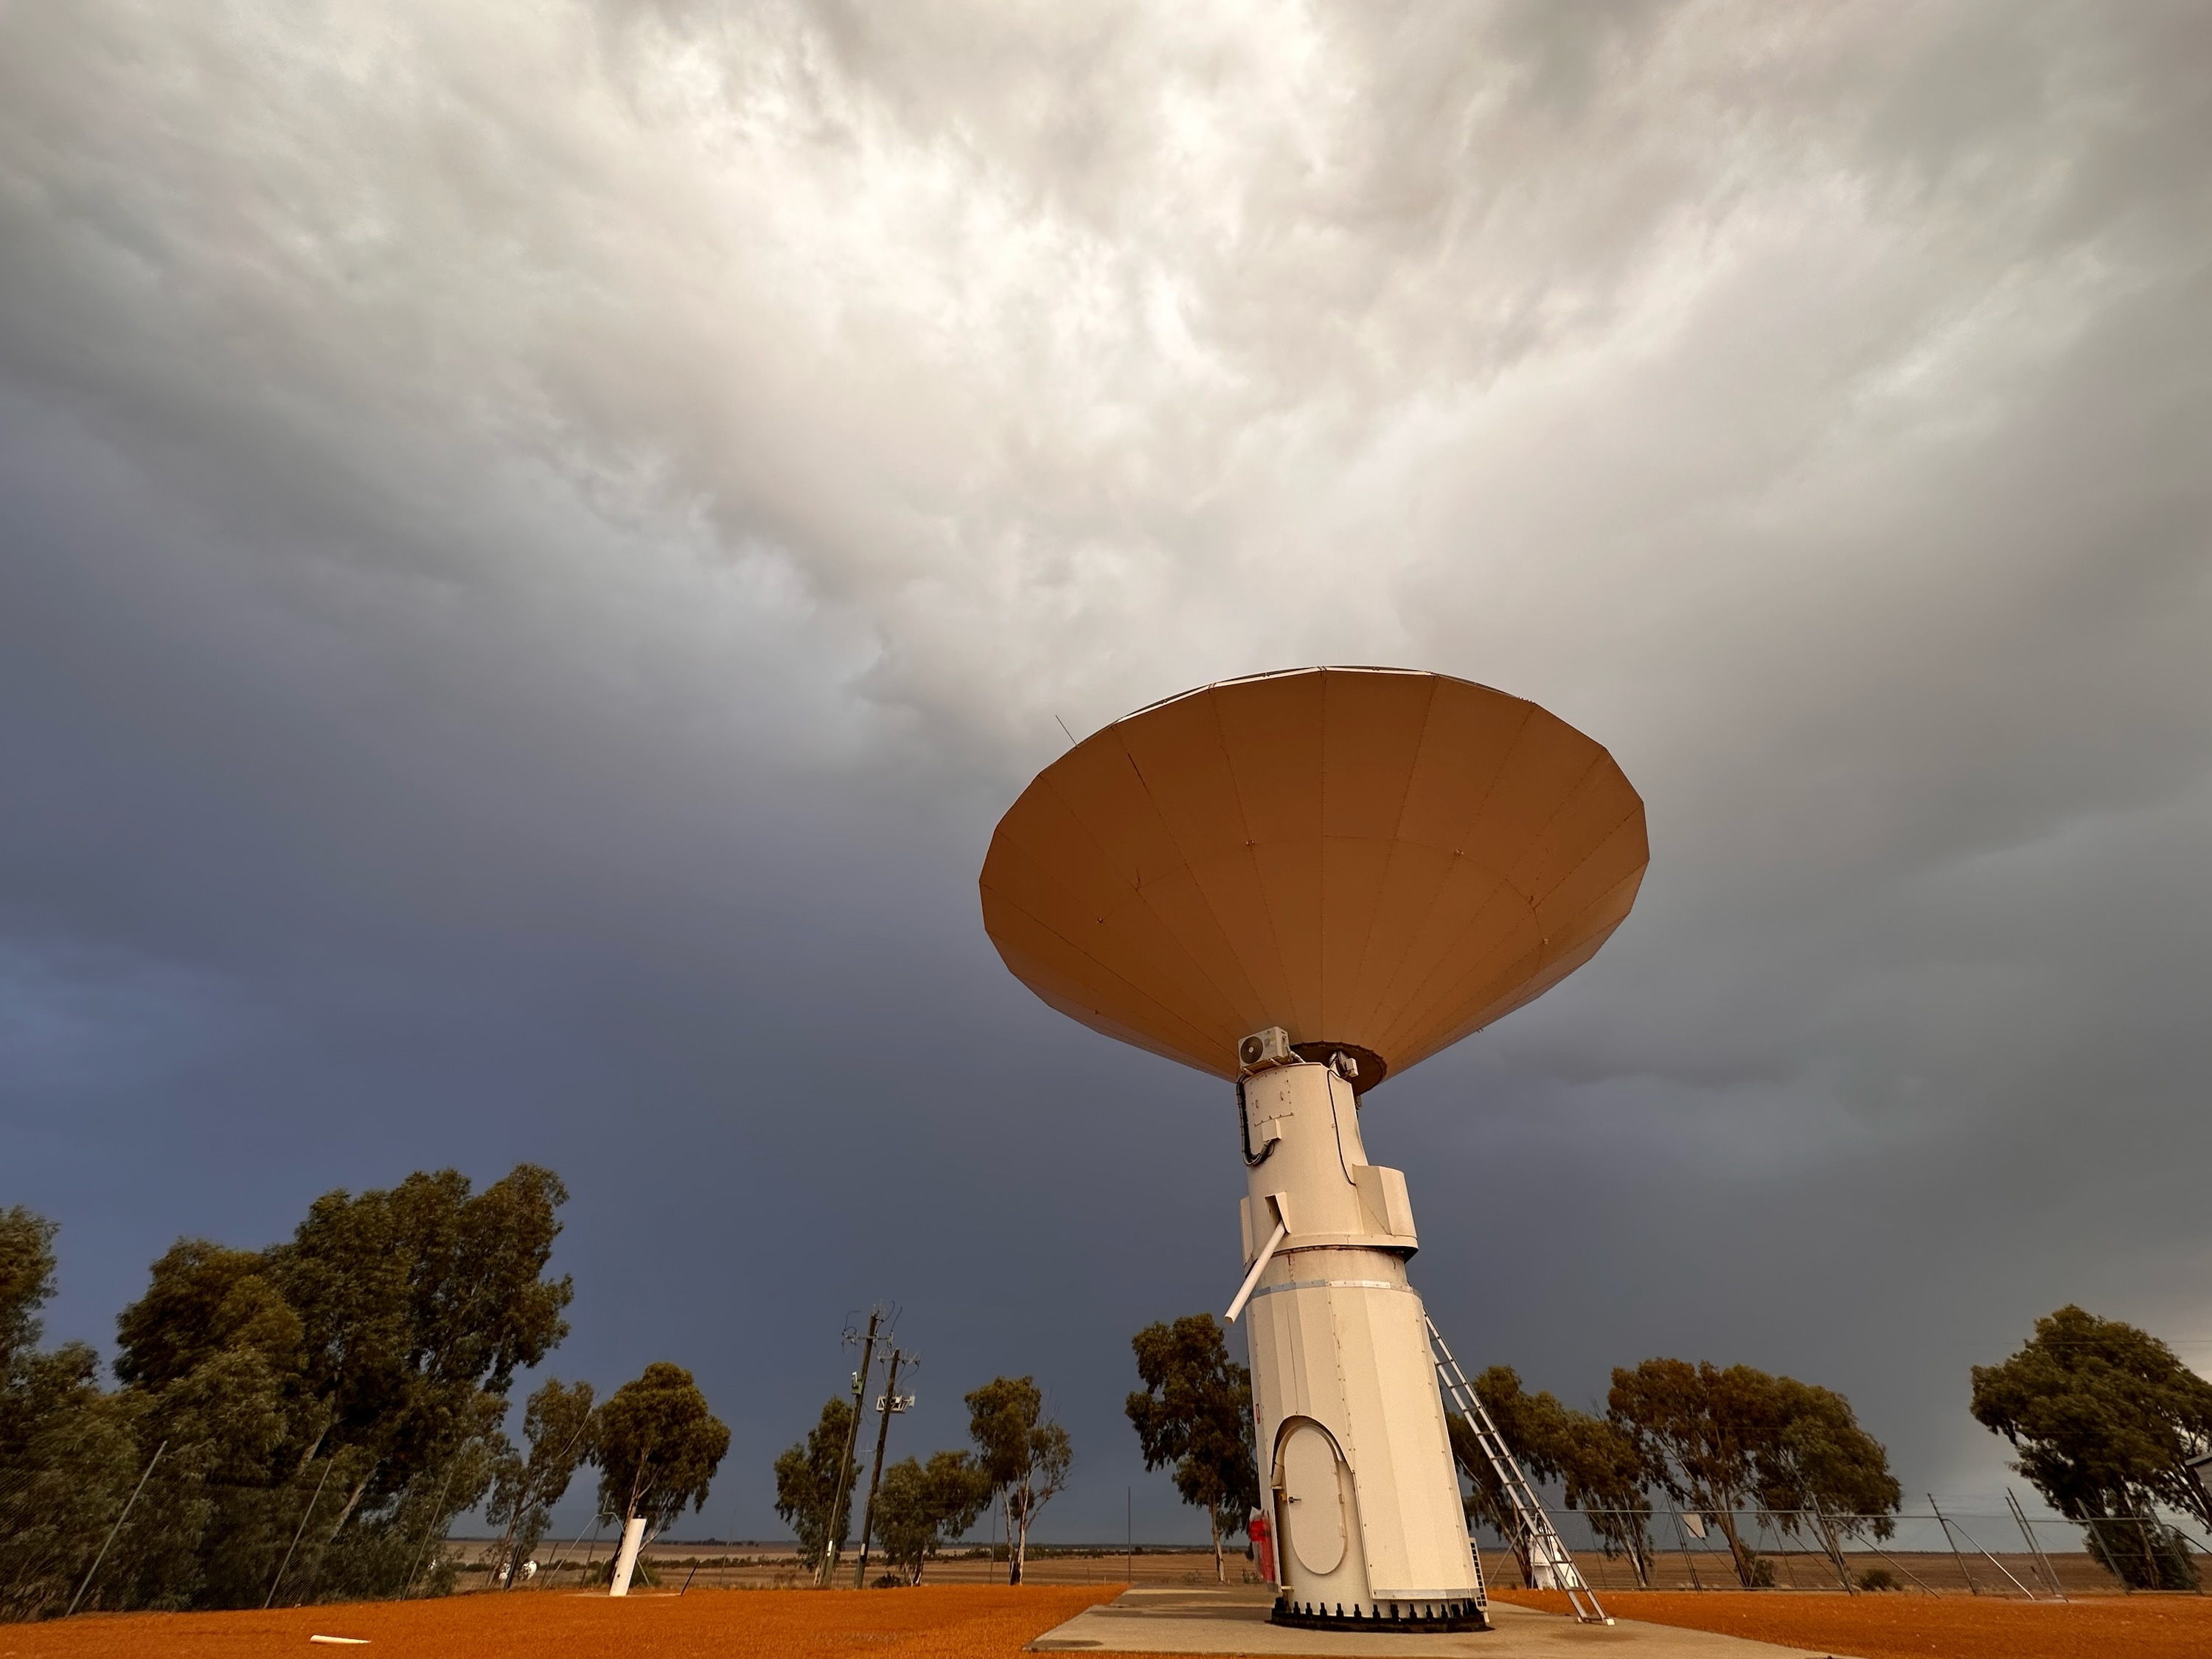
[445,1537,1256,1591]
[456,1537,2142,1599]
[1495,1587,2212,1659]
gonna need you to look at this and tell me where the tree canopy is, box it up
[592,1362,729,1540]
[1,1166,588,1618]
[264,1165,573,1505]
[0,1206,60,1369]
[1125,1314,1257,1583]
[0,1208,145,1623]
[1450,1366,1655,1587]
[1972,1305,2212,1587]
[1607,1358,1899,1588]
[486,1378,597,1584]
[965,1374,1071,1585]
[870,1450,992,1585]
[773,1396,862,1574]
[1758,1379,1902,1523]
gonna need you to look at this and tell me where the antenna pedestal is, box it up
[982,669,1648,1634]
[1235,1058,1487,1631]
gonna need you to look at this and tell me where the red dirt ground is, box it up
[1491,1587,2212,1659]
[0,1585,1119,1659]
[11,1585,2212,1659]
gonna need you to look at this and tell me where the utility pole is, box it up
[854,1348,915,1587]
[819,1310,884,1587]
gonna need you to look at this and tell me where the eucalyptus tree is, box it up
[487,1378,597,1585]
[592,1363,729,1552]
[1972,1306,2212,1589]
[964,1375,1071,1585]
[1126,1315,1257,1582]
[5,1165,578,1615]
[0,1208,144,1622]
[871,1450,992,1584]
[773,1397,861,1574]
[1450,1366,1654,1587]
[1608,1359,1893,1590]
[1754,1377,1901,1584]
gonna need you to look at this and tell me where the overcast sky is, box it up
[4,1,2209,1544]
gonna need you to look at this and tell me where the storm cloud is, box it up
[4,1,2209,1540]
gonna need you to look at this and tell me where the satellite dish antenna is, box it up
[981,667,1646,1632]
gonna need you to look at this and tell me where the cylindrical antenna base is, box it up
[1234,1057,1486,1625]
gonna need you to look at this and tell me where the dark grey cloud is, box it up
[2,0,2208,1540]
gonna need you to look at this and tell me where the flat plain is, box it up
[7,1583,2211,1659]
[1491,1587,2212,1659]
[0,1585,1118,1659]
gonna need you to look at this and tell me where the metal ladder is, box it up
[1427,1316,1609,1625]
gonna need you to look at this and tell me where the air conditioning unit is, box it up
[1238,1026,1294,1070]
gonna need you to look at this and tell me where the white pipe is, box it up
[1225,1219,1289,1324]
[608,1515,647,1596]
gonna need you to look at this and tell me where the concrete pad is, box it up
[1026,1587,1830,1658]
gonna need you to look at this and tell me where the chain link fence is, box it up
[1478,1500,2208,1596]
[1,1441,493,1621]
[13,1450,2208,1621]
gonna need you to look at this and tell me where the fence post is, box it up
[69,1439,166,1617]
[2005,1489,2065,1601]
[266,1456,336,1610]
[2131,1514,2163,1592]
[403,1450,466,1597]
[1927,1495,1977,1595]
[1814,1508,1855,1593]
[1756,1510,1800,1589]
[1672,1509,1704,1591]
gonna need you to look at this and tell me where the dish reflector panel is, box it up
[980,667,1646,1089]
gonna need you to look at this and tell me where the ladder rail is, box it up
[1427,1317,1609,1626]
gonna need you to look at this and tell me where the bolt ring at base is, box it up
[1269,1596,1491,1634]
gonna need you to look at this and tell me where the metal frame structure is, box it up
[1427,1319,1609,1625]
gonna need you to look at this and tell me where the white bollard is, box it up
[608,1516,648,1597]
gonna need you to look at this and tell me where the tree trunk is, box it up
[324,1475,373,1547]
[492,1477,529,1591]
[1813,1512,1853,1593]
[1606,1520,1652,1588]
[1211,1512,1223,1583]
[1708,1510,1759,1587]
[299,1472,375,1603]
[1012,1485,1032,1585]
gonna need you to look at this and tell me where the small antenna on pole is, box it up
[1054,715,1078,748]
